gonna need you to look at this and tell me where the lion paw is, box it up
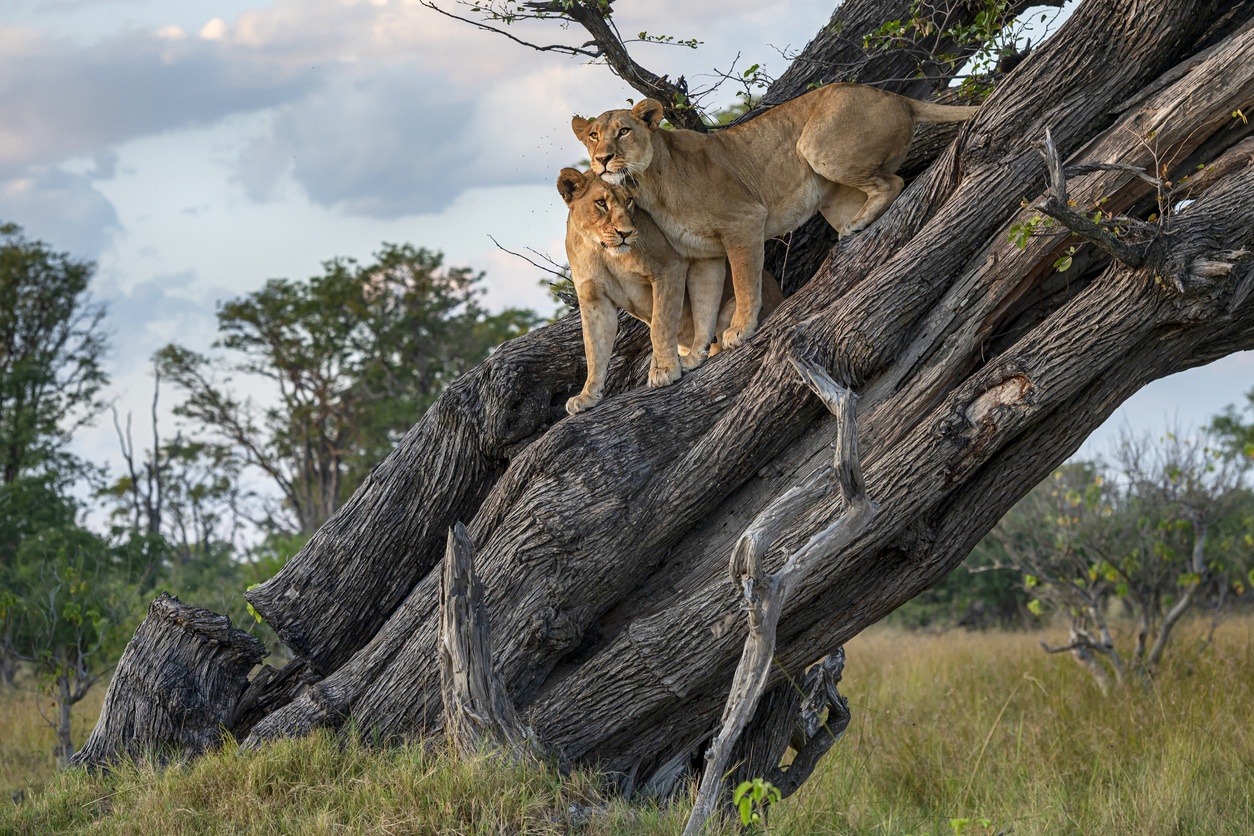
[721,320,758,350]
[679,349,709,372]
[648,361,682,388]
[566,392,602,415]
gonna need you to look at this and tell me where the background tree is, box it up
[0,222,109,689]
[1210,386,1254,462]
[992,429,1252,690]
[0,477,140,766]
[157,244,539,536]
[0,222,108,484]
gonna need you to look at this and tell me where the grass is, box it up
[0,675,105,797]
[2,618,1252,834]
[775,617,1254,835]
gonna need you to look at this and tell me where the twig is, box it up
[1034,127,1152,269]
[488,235,568,279]
[420,2,599,58]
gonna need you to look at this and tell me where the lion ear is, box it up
[571,115,592,141]
[632,99,664,130]
[556,168,586,206]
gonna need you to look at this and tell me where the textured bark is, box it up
[236,2,1254,778]
[95,0,1254,803]
[71,594,264,768]
[439,522,535,757]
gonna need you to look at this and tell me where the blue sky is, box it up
[2,0,1248,489]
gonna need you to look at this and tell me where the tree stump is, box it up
[70,594,264,768]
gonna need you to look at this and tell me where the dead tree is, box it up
[82,0,1254,815]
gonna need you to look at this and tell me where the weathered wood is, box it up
[230,659,318,741]
[439,522,534,757]
[684,359,874,836]
[70,594,264,768]
[241,0,1070,678]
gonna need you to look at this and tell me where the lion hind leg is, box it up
[818,184,868,237]
[680,258,724,371]
[833,170,904,237]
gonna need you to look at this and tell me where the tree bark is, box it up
[439,522,536,758]
[92,0,1254,804]
[71,594,264,769]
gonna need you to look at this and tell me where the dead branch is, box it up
[440,522,537,758]
[683,356,875,836]
[1035,128,1153,269]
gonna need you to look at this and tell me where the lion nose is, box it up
[596,153,614,167]
[616,229,631,241]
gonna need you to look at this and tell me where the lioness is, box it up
[572,83,978,349]
[558,167,782,416]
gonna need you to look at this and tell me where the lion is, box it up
[572,83,978,349]
[558,167,783,416]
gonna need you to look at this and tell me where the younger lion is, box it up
[558,167,781,416]
[572,83,978,350]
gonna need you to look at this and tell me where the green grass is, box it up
[3,618,1253,834]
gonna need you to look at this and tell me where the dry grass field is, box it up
[3,617,1251,834]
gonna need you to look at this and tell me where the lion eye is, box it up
[618,127,630,136]
[595,199,607,210]
[626,199,635,210]
[589,131,599,140]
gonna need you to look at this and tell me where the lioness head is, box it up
[557,167,639,255]
[570,99,663,184]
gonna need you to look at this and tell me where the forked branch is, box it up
[424,1,708,131]
[1034,127,1153,269]
[683,356,876,836]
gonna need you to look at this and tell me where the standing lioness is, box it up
[572,83,978,349]
[558,167,782,415]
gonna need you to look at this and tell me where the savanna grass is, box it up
[3,618,1252,834]
[774,617,1254,835]
[0,729,723,835]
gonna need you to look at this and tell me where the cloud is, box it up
[234,66,482,216]
[0,26,319,171]
[0,167,120,258]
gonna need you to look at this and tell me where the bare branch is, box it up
[684,359,874,836]
[1034,128,1152,269]
[488,235,568,279]
[420,2,599,59]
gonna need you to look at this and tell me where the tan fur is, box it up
[571,83,978,349]
[557,168,782,416]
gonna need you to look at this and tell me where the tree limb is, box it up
[1034,128,1153,269]
[683,357,875,836]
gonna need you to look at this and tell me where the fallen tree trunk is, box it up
[83,0,1254,808]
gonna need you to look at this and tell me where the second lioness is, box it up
[573,83,979,350]
[558,167,781,416]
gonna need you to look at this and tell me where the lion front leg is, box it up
[721,243,764,350]
[568,291,618,415]
[647,266,685,388]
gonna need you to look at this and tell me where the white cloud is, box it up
[199,18,227,40]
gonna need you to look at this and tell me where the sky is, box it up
[2,0,1249,496]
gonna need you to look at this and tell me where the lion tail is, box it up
[908,100,980,124]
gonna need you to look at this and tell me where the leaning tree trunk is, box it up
[83,0,1254,811]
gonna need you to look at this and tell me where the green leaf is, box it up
[1027,599,1043,617]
